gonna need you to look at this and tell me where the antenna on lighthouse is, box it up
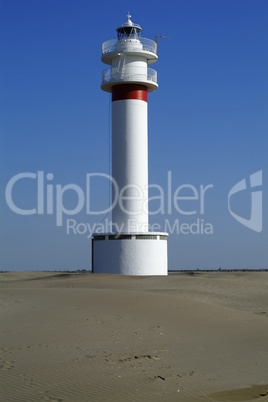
[155,35,169,55]
[155,35,169,45]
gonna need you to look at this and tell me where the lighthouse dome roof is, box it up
[116,13,142,39]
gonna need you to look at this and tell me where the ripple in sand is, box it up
[208,384,268,401]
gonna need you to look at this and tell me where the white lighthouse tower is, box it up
[92,14,168,275]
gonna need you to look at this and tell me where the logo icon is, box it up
[228,170,262,232]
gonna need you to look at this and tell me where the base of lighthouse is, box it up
[92,232,168,275]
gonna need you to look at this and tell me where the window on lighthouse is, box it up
[117,27,141,41]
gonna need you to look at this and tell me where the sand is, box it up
[0,271,267,402]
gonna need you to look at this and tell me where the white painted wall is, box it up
[93,236,168,275]
[111,55,148,81]
[112,99,148,232]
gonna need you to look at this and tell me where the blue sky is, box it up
[1,0,267,271]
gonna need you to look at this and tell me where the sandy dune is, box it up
[0,271,268,401]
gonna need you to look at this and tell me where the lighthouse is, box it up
[92,14,168,275]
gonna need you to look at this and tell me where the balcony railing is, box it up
[102,37,157,56]
[102,67,157,85]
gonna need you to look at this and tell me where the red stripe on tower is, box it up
[112,84,147,102]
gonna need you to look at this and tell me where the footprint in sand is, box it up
[23,379,34,386]
[0,360,15,370]
[39,390,63,401]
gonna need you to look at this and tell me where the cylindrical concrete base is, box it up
[92,232,168,275]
